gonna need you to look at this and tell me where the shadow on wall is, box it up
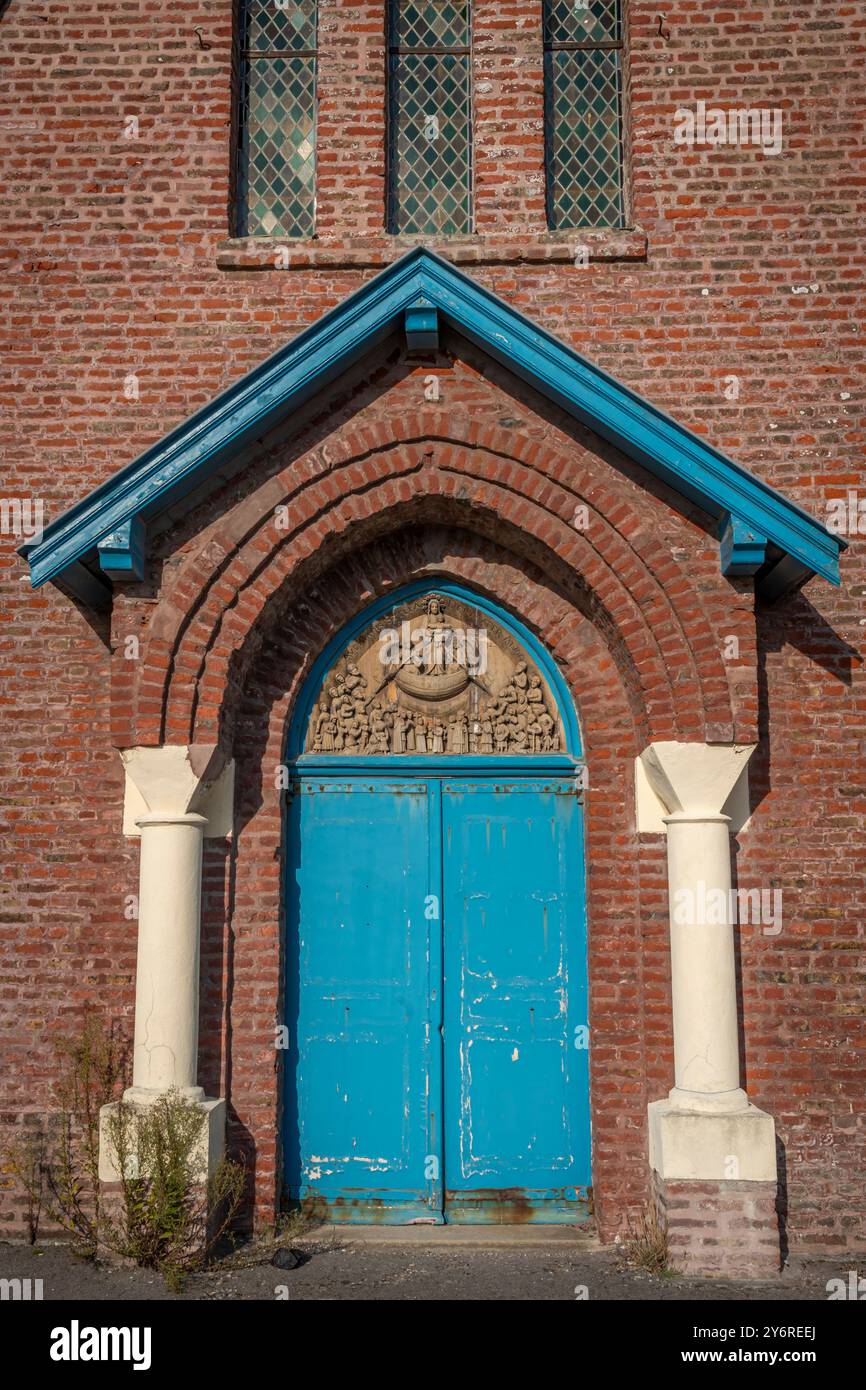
[728,586,857,1236]
[199,837,261,1234]
[750,586,858,823]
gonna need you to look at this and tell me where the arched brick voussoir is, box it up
[428,447,724,721]
[140,423,740,749]
[169,488,723,747]
[153,437,435,739]
[152,417,706,640]
[180,483,677,744]
[174,477,727,751]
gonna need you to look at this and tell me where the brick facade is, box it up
[1,0,864,1265]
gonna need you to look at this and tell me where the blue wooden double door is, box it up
[284,774,591,1223]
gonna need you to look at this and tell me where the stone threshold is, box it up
[295,1223,600,1248]
[216,229,648,271]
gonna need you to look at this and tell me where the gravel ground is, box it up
[0,1237,857,1302]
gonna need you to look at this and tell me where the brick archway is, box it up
[111,421,757,756]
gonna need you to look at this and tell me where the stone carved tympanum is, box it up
[306,593,564,756]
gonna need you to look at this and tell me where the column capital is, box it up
[637,740,755,828]
[121,745,234,838]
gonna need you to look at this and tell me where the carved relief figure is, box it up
[392,709,407,754]
[367,708,390,755]
[307,593,565,756]
[421,595,451,676]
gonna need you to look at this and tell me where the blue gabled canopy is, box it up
[21,247,844,608]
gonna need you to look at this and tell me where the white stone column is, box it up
[664,812,745,1113]
[99,746,234,1183]
[637,742,777,1182]
[127,811,208,1102]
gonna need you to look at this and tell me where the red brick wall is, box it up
[1,1,864,1253]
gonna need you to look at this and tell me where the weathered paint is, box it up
[284,778,443,1223]
[441,779,591,1223]
[284,773,590,1223]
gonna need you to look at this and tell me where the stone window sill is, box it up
[216,228,648,271]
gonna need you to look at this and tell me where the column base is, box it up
[666,1085,749,1114]
[648,1096,777,1182]
[648,1097,779,1278]
[652,1171,780,1279]
[98,1092,226,1184]
[123,1084,206,1106]
[97,1092,227,1267]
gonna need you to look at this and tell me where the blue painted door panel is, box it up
[441,780,590,1222]
[285,779,443,1223]
[285,774,590,1223]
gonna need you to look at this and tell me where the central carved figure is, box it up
[394,595,473,702]
[306,592,564,756]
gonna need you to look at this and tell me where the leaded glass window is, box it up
[388,1,472,236]
[543,0,624,229]
[237,0,317,238]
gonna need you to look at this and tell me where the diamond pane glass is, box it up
[238,55,316,237]
[544,0,619,46]
[392,0,469,49]
[545,48,624,229]
[244,0,317,54]
[388,52,471,235]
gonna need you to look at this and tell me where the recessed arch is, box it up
[207,523,649,1235]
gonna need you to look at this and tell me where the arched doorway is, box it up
[283,581,590,1224]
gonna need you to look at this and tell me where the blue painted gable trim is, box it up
[719,515,767,577]
[22,248,844,603]
[97,516,146,581]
